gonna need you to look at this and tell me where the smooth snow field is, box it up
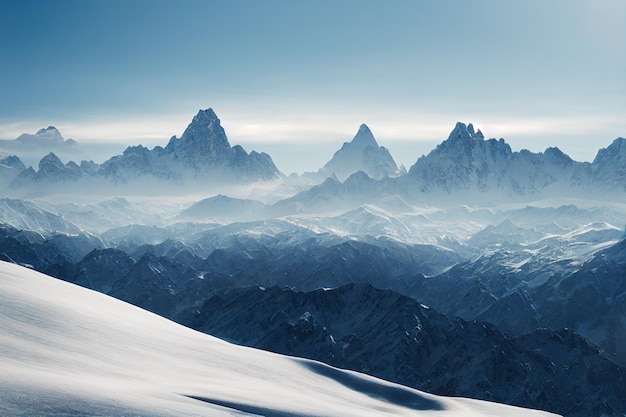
[0,261,559,417]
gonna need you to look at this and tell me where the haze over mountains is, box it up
[1,107,625,416]
[2,108,624,205]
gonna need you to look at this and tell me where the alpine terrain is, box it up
[1,107,625,417]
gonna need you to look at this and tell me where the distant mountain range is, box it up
[14,126,77,147]
[406,122,625,196]
[7,109,283,189]
[2,108,624,204]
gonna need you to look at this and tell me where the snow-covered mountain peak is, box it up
[8,107,284,189]
[166,108,232,158]
[426,122,497,159]
[352,123,379,149]
[186,108,222,137]
[319,124,403,181]
[15,125,69,145]
[153,108,283,181]
[36,126,62,136]
[29,152,83,183]
[403,119,610,197]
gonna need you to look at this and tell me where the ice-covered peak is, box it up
[16,126,65,145]
[319,124,401,181]
[164,108,232,164]
[408,121,576,195]
[36,126,60,135]
[182,109,228,145]
[171,108,230,151]
[95,107,283,184]
[351,124,379,149]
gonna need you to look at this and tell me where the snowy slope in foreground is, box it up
[0,262,559,417]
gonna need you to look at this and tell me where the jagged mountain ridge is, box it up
[407,123,625,197]
[99,109,284,184]
[274,124,625,213]
[9,109,284,189]
[2,223,622,416]
[192,283,626,417]
[405,234,626,367]
[3,111,624,202]
[407,122,581,195]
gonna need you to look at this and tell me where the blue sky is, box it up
[1,0,624,173]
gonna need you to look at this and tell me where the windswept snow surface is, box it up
[0,262,558,417]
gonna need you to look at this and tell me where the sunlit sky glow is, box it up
[1,0,624,174]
